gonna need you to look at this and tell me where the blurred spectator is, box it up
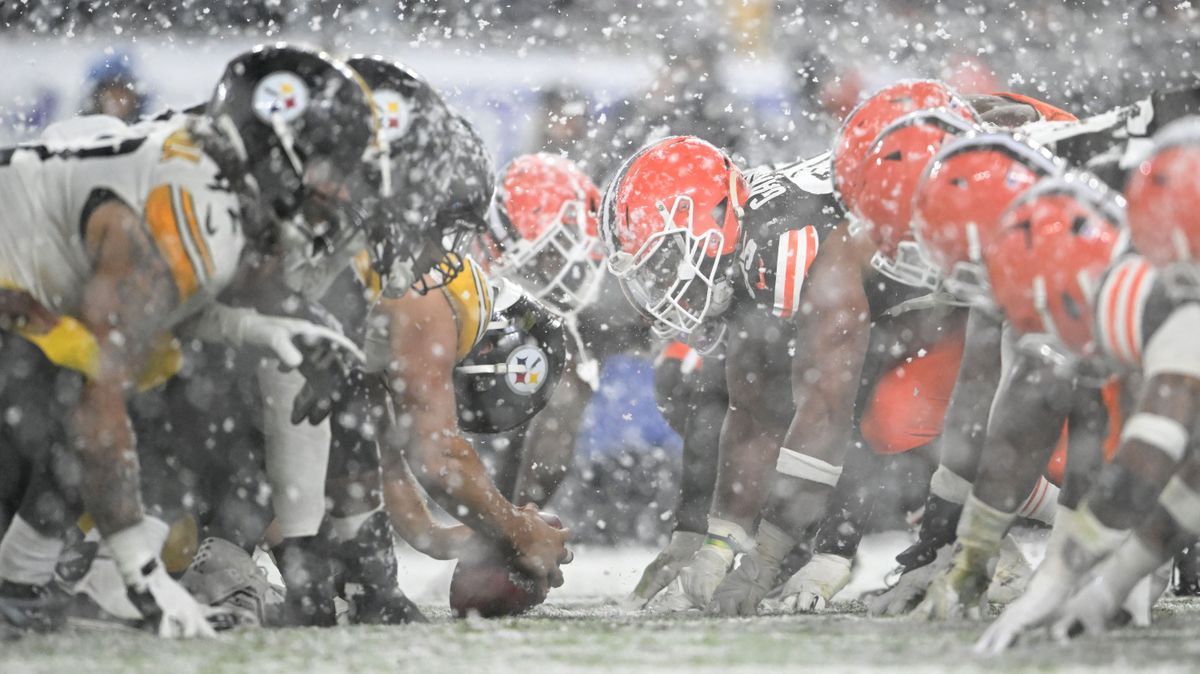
[4,87,59,141]
[81,49,149,123]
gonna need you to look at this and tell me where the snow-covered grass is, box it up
[5,536,1200,673]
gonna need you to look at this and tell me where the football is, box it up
[448,513,564,618]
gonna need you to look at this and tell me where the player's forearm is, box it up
[1087,374,1200,530]
[711,405,781,530]
[972,359,1071,513]
[934,310,1003,480]
[408,435,523,542]
[381,469,472,560]
[71,378,144,535]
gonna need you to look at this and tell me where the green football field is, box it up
[5,540,1200,673]
[6,599,1200,673]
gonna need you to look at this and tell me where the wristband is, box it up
[104,517,169,586]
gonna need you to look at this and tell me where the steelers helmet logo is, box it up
[505,344,548,395]
[373,89,412,144]
[252,71,310,124]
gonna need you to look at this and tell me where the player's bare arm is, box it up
[73,197,182,535]
[761,224,872,534]
[377,289,569,583]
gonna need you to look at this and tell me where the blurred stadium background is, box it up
[2,1,1197,167]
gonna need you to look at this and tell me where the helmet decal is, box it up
[373,88,413,144]
[251,71,310,123]
[504,344,549,395]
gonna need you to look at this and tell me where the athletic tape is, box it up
[1144,304,1200,379]
[776,447,842,486]
[1159,476,1200,537]
[1121,413,1189,462]
[929,464,972,504]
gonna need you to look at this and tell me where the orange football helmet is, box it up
[1125,118,1200,297]
[831,79,974,216]
[487,153,603,315]
[855,108,982,290]
[600,136,747,334]
[912,131,1064,307]
[987,172,1127,357]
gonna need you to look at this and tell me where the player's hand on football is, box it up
[674,544,732,610]
[709,548,781,616]
[868,543,953,617]
[509,504,571,589]
[778,553,852,613]
[624,530,704,610]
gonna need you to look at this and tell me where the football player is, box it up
[264,56,572,625]
[0,44,375,637]
[978,119,1200,651]
[600,82,976,611]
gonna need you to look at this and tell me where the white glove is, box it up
[106,521,215,638]
[623,531,704,610]
[709,549,781,616]
[710,520,795,616]
[779,553,852,613]
[868,543,954,617]
[1052,533,1168,640]
[985,534,1035,605]
[188,304,365,369]
[974,555,1074,655]
[1050,575,1121,642]
[669,545,732,611]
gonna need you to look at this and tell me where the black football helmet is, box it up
[346,55,495,296]
[454,280,566,434]
[208,43,375,251]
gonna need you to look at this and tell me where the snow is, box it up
[7,535,1200,673]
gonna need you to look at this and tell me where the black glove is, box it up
[895,494,963,572]
[289,338,363,425]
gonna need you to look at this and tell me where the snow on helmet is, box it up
[486,153,603,315]
[856,107,982,290]
[455,280,567,434]
[912,131,1065,307]
[831,79,974,216]
[1125,117,1200,298]
[600,136,747,334]
[987,171,1127,357]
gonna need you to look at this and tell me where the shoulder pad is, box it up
[770,151,834,195]
[441,254,495,361]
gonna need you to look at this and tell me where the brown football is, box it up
[448,512,563,618]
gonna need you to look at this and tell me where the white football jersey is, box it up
[0,114,245,324]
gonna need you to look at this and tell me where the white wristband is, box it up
[1121,413,1189,462]
[929,464,972,505]
[1159,476,1200,537]
[103,517,169,586]
[776,448,842,487]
